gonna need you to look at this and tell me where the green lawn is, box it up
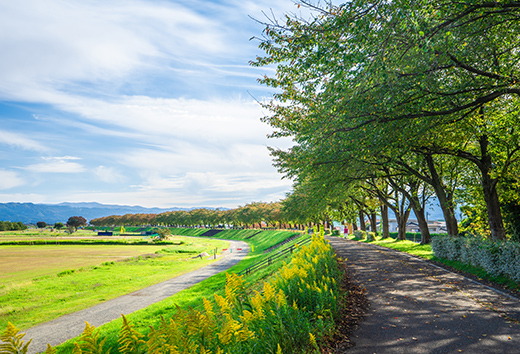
[369,237,434,259]
[0,236,229,330]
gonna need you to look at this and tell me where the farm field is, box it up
[0,233,229,330]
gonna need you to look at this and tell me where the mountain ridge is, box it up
[0,202,188,224]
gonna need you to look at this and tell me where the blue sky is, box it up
[0,0,306,208]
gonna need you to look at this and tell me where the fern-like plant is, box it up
[118,315,145,353]
[72,322,108,354]
[0,322,31,354]
[43,344,57,354]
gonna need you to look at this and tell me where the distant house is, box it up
[405,220,447,233]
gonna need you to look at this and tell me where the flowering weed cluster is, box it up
[432,235,520,282]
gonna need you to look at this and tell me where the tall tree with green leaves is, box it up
[253,0,520,240]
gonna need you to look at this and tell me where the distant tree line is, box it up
[91,202,316,230]
[0,221,27,231]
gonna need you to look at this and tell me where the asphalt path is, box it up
[21,240,248,354]
[326,237,520,354]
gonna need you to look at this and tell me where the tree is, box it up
[252,0,520,241]
[66,216,87,232]
[54,222,64,230]
[36,221,47,229]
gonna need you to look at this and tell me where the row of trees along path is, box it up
[251,0,520,245]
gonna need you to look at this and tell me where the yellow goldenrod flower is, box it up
[276,343,283,354]
[309,332,317,347]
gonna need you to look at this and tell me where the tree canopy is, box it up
[66,216,87,232]
[251,0,520,241]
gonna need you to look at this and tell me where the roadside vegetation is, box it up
[52,232,340,353]
[1,228,353,353]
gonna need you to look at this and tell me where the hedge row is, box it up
[432,236,520,282]
[0,240,177,246]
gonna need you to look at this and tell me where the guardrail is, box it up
[238,237,312,276]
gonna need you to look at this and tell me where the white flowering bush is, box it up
[431,235,452,259]
[432,235,520,281]
[498,243,520,282]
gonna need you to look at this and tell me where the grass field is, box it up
[0,233,229,330]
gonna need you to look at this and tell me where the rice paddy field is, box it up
[0,230,229,330]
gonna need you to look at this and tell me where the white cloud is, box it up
[0,170,25,190]
[0,0,232,102]
[0,130,50,152]
[94,165,127,184]
[25,157,86,173]
[0,193,48,203]
[51,95,271,143]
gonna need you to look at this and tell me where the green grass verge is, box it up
[53,229,306,353]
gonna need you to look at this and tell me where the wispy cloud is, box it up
[25,156,86,174]
[94,165,127,184]
[0,130,50,152]
[0,169,25,190]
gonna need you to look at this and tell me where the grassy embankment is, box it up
[54,228,308,353]
[348,234,520,291]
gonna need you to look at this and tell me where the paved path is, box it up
[22,240,249,354]
[326,237,520,354]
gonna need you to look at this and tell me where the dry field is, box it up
[0,243,181,284]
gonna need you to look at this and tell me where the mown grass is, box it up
[54,229,306,353]
[349,235,520,291]
[0,236,229,330]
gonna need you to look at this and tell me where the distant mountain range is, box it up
[0,202,185,224]
[0,198,454,226]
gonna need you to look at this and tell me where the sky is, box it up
[0,0,309,209]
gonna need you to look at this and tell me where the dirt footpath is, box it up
[22,241,248,354]
[326,237,520,354]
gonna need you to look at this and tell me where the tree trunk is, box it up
[396,194,412,241]
[381,204,390,238]
[396,213,408,240]
[359,210,366,231]
[411,200,431,244]
[369,212,378,235]
[479,135,506,241]
[424,154,459,236]
[481,171,506,241]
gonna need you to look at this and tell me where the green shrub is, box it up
[57,270,75,277]
[432,235,520,282]
[353,230,366,240]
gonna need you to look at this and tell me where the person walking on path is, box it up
[21,240,248,354]
[326,237,520,353]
